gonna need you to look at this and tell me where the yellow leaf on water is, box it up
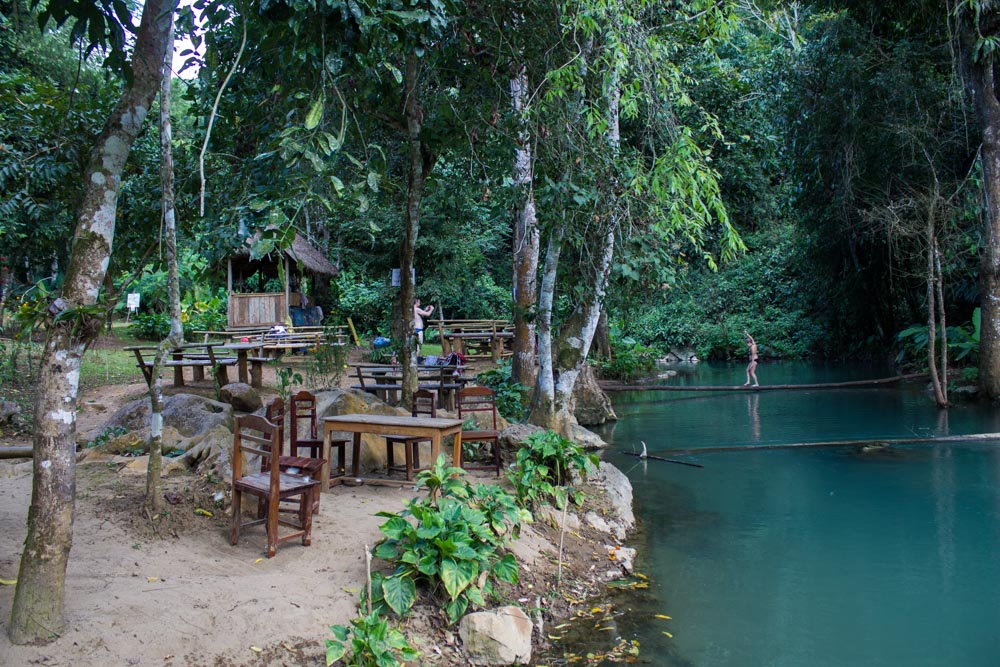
[0,578,16,585]
[635,573,648,580]
[662,631,673,638]
[591,607,603,613]
[654,614,672,620]
[547,634,563,640]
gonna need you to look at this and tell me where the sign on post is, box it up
[390,268,416,287]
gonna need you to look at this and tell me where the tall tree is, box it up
[957,0,1000,399]
[8,0,176,644]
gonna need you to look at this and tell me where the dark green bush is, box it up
[475,361,527,422]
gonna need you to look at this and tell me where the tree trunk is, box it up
[510,64,539,389]
[400,52,434,409]
[527,227,563,428]
[935,238,948,406]
[147,17,185,514]
[592,309,611,360]
[8,0,175,645]
[959,19,1000,400]
[926,225,946,408]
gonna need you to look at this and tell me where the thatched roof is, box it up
[235,231,338,276]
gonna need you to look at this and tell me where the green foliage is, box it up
[324,611,419,667]
[474,362,527,423]
[371,457,524,624]
[276,367,303,403]
[83,426,129,449]
[306,340,348,389]
[596,336,658,383]
[507,430,599,510]
[895,309,981,366]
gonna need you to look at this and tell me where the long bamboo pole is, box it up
[601,373,928,392]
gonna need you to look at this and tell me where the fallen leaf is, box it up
[654,614,672,620]
[254,558,264,564]
[662,631,673,638]
[147,576,158,583]
[194,508,213,517]
[0,578,16,586]
[250,646,262,653]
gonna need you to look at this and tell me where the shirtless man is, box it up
[413,298,434,345]
[744,330,759,387]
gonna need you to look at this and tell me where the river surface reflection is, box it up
[585,362,1000,667]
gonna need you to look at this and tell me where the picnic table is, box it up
[432,319,513,362]
[124,342,237,387]
[195,325,349,358]
[320,414,464,491]
[350,364,472,409]
[218,341,267,388]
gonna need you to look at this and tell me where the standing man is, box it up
[414,298,435,345]
[744,330,759,387]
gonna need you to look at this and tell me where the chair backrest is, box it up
[264,397,285,459]
[290,390,319,443]
[412,388,437,419]
[457,386,497,430]
[232,415,280,489]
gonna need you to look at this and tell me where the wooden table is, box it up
[321,414,464,492]
[124,342,235,387]
[219,341,266,387]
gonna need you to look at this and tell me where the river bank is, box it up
[0,403,637,666]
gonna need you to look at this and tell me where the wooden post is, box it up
[227,258,234,328]
[284,257,291,325]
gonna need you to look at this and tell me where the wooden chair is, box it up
[456,386,502,476]
[266,397,324,513]
[384,389,436,481]
[230,415,319,558]
[291,390,349,480]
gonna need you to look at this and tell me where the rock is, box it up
[163,424,235,481]
[459,606,533,665]
[589,463,635,540]
[0,400,18,424]
[566,422,609,450]
[605,545,637,576]
[102,393,233,439]
[537,506,581,532]
[219,383,262,413]
[570,365,617,426]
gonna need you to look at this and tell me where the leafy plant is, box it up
[371,456,520,624]
[325,611,419,667]
[596,336,659,383]
[475,361,528,422]
[306,338,348,389]
[83,426,129,449]
[507,430,599,510]
[895,308,981,365]
[276,367,303,403]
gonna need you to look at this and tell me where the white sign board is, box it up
[126,293,140,312]
[390,268,416,287]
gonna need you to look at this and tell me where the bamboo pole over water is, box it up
[655,432,1000,456]
[600,372,929,392]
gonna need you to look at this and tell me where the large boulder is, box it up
[101,393,233,439]
[459,606,533,666]
[570,365,616,426]
[219,383,262,413]
[589,461,635,538]
[497,423,546,466]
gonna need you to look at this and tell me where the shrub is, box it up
[507,430,599,510]
[325,611,418,667]
[596,336,658,383]
[371,457,525,624]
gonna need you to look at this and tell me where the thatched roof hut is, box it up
[226,232,337,328]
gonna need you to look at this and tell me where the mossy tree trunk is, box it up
[8,0,175,644]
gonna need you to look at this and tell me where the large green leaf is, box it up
[304,99,324,130]
[381,575,416,617]
[440,557,477,600]
[491,553,518,584]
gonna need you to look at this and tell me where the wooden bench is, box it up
[124,343,238,387]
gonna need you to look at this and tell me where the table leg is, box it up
[431,432,441,467]
[237,351,249,384]
[351,432,363,478]
[451,429,463,468]
[172,352,185,386]
[321,429,332,493]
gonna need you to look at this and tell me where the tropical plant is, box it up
[596,336,659,383]
[371,457,520,624]
[507,430,599,510]
[324,611,419,667]
[276,367,303,404]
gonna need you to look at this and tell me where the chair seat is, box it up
[462,429,500,441]
[235,472,319,497]
[278,455,325,475]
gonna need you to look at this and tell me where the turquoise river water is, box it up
[581,362,1000,667]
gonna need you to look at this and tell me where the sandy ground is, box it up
[0,355,607,666]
